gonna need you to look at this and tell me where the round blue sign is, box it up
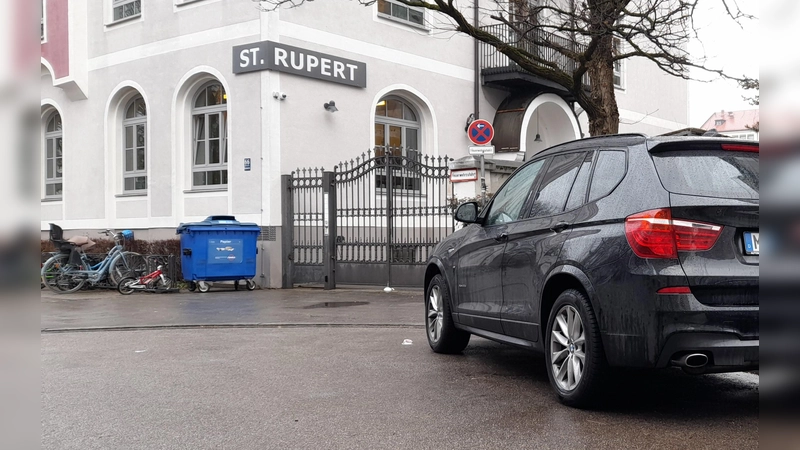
[468,119,494,145]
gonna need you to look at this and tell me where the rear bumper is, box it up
[599,289,758,369]
[655,332,759,371]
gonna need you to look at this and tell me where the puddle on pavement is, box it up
[303,301,370,309]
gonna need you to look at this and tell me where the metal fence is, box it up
[282,148,455,288]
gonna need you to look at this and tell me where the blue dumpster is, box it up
[176,215,260,292]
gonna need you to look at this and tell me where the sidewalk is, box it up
[41,286,424,331]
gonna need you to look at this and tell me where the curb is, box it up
[41,323,426,333]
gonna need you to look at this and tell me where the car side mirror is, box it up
[455,202,480,224]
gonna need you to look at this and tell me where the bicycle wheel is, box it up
[108,252,147,286]
[54,265,86,294]
[41,254,68,293]
[155,276,173,292]
[118,277,136,295]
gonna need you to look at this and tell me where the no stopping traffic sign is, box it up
[467,119,494,145]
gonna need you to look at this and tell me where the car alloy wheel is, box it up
[425,274,470,354]
[427,284,444,343]
[550,305,586,392]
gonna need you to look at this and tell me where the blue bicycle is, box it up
[41,224,145,294]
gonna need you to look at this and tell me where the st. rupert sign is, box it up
[232,40,367,88]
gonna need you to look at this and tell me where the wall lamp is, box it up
[324,101,338,113]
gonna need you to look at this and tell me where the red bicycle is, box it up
[117,265,173,294]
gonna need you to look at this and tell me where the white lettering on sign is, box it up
[307,55,319,72]
[469,145,495,155]
[347,63,358,80]
[320,58,332,76]
[275,48,288,68]
[333,61,345,79]
[239,48,260,68]
[233,41,367,88]
[450,169,479,183]
[291,51,303,70]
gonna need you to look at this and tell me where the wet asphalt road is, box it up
[41,289,759,449]
[41,287,423,330]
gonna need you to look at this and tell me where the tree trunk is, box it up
[586,35,620,136]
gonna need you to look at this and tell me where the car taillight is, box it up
[625,208,723,259]
[721,143,758,153]
[657,286,692,294]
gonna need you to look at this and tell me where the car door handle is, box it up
[550,222,570,233]
[495,232,508,242]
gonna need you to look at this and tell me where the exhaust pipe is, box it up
[671,353,709,374]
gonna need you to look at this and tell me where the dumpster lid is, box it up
[176,216,260,234]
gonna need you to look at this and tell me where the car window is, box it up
[652,150,758,199]
[529,152,586,218]
[588,150,626,202]
[485,159,546,226]
[564,151,595,211]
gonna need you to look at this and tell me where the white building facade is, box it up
[41,0,688,287]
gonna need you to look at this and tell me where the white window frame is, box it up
[376,0,428,30]
[110,0,141,24]
[44,112,63,199]
[191,82,228,190]
[41,0,47,43]
[612,38,625,90]
[122,96,147,193]
[174,0,216,10]
[374,96,423,194]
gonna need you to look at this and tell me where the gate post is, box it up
[322,171,337,290]
[385,151,393,288]
[281,174,294,288]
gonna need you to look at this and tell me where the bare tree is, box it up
[740,78,759,106]
[255,0,757,136]
[740,79,759,132]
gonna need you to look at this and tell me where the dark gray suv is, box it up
[424,134,758,406]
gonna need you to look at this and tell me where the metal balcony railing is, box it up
[479,22,591,88]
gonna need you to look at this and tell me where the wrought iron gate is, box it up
[282,148,454,288]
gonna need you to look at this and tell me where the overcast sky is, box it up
[687,0,759,126]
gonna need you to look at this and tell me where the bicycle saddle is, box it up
[67,235,96,251]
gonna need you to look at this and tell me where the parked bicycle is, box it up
[117,264,173,295]
[41,224,145,294]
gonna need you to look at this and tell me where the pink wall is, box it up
[41,0,69,79]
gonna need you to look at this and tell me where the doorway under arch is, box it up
[490,92,581,162]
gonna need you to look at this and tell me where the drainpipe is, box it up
[474,0,480,120]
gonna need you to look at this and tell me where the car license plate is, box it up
[743,232,759,255]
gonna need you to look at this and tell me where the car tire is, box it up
[425,274,470,354]
[544,289,606,408]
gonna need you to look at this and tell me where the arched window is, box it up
[44,111,63,198]
[374,96,420,190]
[192,82,228,188]
[123,96,147,192]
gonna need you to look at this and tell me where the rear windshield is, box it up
[652,150,758,199]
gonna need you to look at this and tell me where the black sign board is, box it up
[233,40,367,88]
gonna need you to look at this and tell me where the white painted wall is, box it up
[41,0,688,234]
